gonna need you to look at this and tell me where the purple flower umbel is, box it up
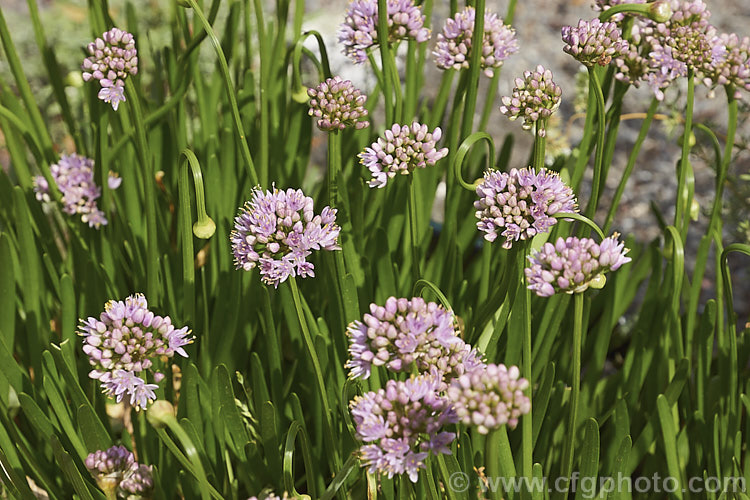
[562,18,629,67]
[702,32,750,98]
[33,153,108,228]
[346,297,483,386]
[359,122,448,188]
[82,28,138,110]
[446,363,530,434]
[525,234,632,297]
[351,374,457,482]
[85,445,153,498]
[308,76,370,131]
[500,65,562,137]
[474,167,577,248]
[338,0,430,64]
[433,7,519,77]
[79,294,193,409]
[231,186,340,287]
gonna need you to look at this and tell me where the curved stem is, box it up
[453,132,495,191]
[553,212,605,241]
[598,2,652,21]
[178,149,215,324]
[125,79,159,306]
[603,98,657,234]
[584,67,606,220]
[187,0,259,186]
[561,292,584,500]
[675,68,694,236]
[288,277,342,472]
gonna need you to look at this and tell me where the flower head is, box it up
[79,294,193,409]
[338,0,430,64]
[474,167,577,248]
[562,18,629,67]
[703,33,750,98]
[231,186,340,287]
[33,153,109,228]
[308,76,370,131]
[433,7,519,77]
[346,297,483,386]
[351,374,457,482]
[446,363,530,434]
[85,446,153,498]
[359,122,448,188]
[119,463,154,497]
[525,234,632,297]
[500,65,562,137]
[82,28,138,110]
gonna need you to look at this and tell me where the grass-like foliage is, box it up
[0,0,749,498]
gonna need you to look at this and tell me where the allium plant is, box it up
[33,153,111,228]
[500,65,562,137]
[81,28,138,110]
[446,363,531,434]
[231,186,340,287]
[525,234,632,297]
[346,296,483,384]
[338,0,430,64]
[79,294,193,409]
[85,445,153,498]
[350,374,457,482]
[474,167,578,248]
[562,18,629,67]
[359,122,448,188]
[433,7,519,76]
[307,76,370,131]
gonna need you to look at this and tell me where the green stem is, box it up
[519,244,533,486]
[328,132,342,207]
[252,0,270,186]
[125,79,159,306]
[486,426,517,500]
[288,277,342,472]
[459,0,485,140]
[675,68,694,236]
[187,0,259,186]
[178,149,215,323]
[531,120,547,170]
[377,0,394,125]
[603,98,657,234]
[408,175,421,282]
[584,67,606,221]
[561,292,584,500]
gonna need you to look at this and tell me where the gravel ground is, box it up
[301,0,750,318]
